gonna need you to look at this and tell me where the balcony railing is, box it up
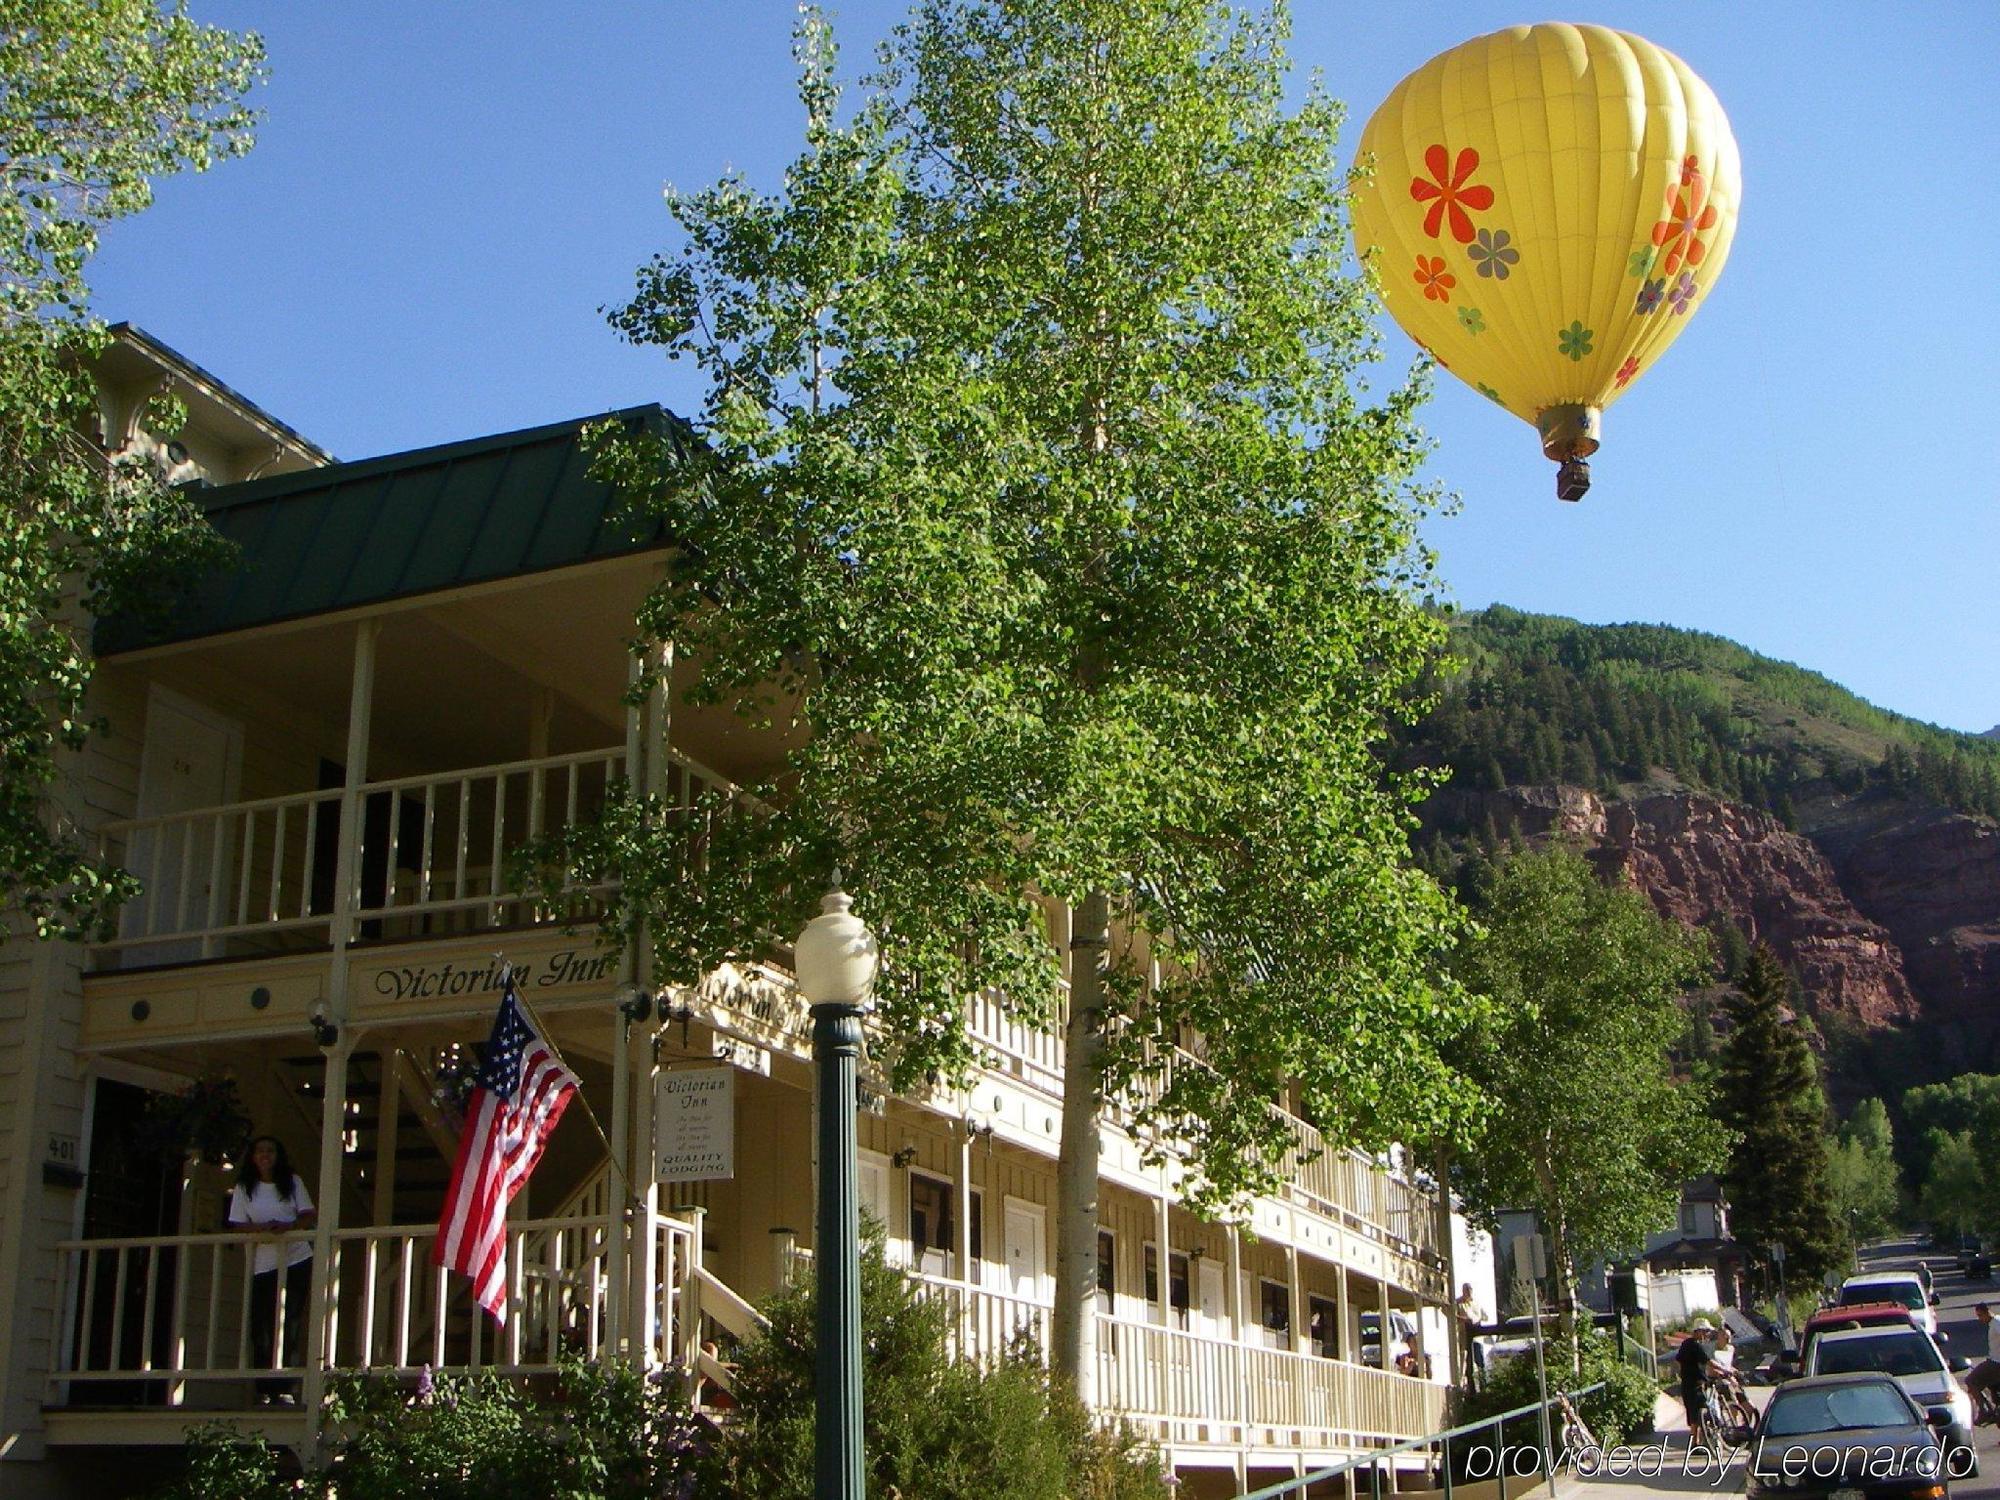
[48,1218,1441,1458]
[88,746,751,965]
[47,1214,690,1404]
[906,1270,1447,1448]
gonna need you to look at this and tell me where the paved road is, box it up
[1555,1238,1998,1500]
[1858,1237,2000,1500]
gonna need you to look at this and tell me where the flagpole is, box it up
[497,959,641,1208]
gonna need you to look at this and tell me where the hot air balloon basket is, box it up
[1556,457,1592,503]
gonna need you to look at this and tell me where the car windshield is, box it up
[1764,1384,1916,1436]
[1842,1282,1925,1311]
[1813,1332,1943,1378]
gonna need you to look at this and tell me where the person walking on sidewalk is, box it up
[1969,1303,2000,1424]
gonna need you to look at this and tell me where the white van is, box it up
[1836,1271,1938,1337]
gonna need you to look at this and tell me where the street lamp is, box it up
[795,877,878,1500]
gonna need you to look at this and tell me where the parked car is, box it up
[1749,1374,1958,1500]
[1957,1236,1984,1271]
[1803,1325,1975,1475]
[1359,1309,1419,1371]
[1769,1301,1925,1382]
[1838,1271,1939,1336]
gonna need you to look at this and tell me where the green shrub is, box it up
[154,1358,707,1500]
[1457,1329,1657,1448]
[324,1356,707,1500]
[698,1231,1172,1499]
[152,1423,293,1499]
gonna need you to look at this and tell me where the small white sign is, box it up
[656,1067,735,1183]
[45,1132,80,1169]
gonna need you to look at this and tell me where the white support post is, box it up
[1154,1177,1172,1327]
[1287,1244,1306,1355]
[301,617,378,1440]
[1226,1224,1245,1339]
[955,1117,974,1283]
[1337,1261,1352,1363]
[1227,1222,1248,1442]
[1379,1275,1394,1373]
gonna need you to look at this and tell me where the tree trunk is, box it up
[1551,1221,1581,1376]
[1051,889,1109,1402]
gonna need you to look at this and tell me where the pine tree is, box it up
[1715,947,1846,1285]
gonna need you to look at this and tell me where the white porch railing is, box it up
[49,1221,1442,1457]
[905,1270,1446,1447]
[49,1216,630,1402]
[88,746,752,963]
[98,787,344,957]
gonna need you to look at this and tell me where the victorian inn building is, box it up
[0,327,1482,1498]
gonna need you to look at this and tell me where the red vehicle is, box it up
[1771,1302,1927,1381]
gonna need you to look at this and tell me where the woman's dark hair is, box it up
[237,1135,298,1201]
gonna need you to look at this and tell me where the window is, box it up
[1260,1279,1291,1345]
[1145,1245,1191,1328]
[908,1171,979,1275]
[1097,1230,1115,1313]
[1811,1332,1941,1379]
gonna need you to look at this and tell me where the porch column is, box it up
[1287,1244,1306,1355]
[1336,1261,1351,1362]
[303,618,378,1434]
[955,1116,973,1282]
[1378,1275,1393,1372]
[1154,1175,1172,1326]
[1226,1224,1245,1337]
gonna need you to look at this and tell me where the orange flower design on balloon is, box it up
[1614,355,1640,388]
[1413,254,1455,303]
[1410,145,1494,244]
[1652,162,1718,277]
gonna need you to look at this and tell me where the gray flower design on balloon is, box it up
[1468,228,1519,280]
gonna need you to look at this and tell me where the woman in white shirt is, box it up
[227,1135,316,1404]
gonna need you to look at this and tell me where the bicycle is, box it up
[1555,1390,1598,1454]
[1701,1380,1753,1446]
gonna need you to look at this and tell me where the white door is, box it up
[1003,1200,1046,1302]
[1197,1260,1227,1339]
[125,687,241,964]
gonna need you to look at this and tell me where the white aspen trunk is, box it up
[1051,888,1108,1401]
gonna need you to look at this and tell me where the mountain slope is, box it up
[1403,609,2000,1102]
[1395,606,2000,825]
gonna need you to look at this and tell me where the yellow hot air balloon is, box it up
[1351,24,1741,499]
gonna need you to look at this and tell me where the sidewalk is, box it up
[1534,1389,1754,1500]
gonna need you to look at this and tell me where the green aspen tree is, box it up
[1,1,261,939]
[582,0,1484,1392]
[1450,847,1729,1351]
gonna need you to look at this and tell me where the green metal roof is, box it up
[99,406,688,654]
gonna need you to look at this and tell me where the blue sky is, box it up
[91,3,2000,733]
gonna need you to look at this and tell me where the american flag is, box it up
[433,979,580,1322]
